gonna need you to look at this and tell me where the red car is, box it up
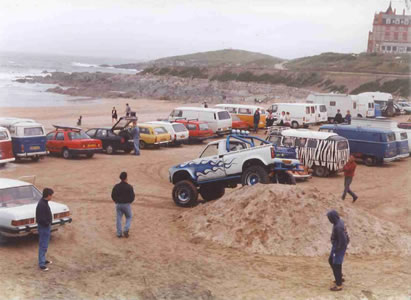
[174,119,214,142]
[231,115,249,130]
[46,125,102,159]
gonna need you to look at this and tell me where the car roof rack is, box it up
[53,125,82,131]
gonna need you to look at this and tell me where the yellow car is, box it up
[138,123,171,149]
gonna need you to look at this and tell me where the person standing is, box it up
[253,108,260,133]
[334,109,343,124]
[36,188,54,271]
[327,210,349,291]
[345,110,352,124]
[285,112,291,126]
[125,103,131,117]
[266,110,274,127]
[342,155,358,202]
[203,101,208,108]
[111,172,135,238]
[112,107,118,124]
[131,119,140,156]
[277,111,286,126]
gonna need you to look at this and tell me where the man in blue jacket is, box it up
[36,188,54,271]
[327,210,349,291]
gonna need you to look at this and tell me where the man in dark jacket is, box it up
[253,108,260,133]
[111,172,135,238]
[334,109,343,124]
[36,188,54,271]
[327,210,349,291]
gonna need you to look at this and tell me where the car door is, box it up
[96,129,109,149]
[46,132,56,153]
[193,141,226,182]
[54,132,66,153]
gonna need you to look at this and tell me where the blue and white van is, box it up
[0,118,48,162]
[319,124,398,166]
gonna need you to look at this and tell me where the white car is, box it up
[146,121,189,145]
[397,102,411,115]
[0,178,72,237]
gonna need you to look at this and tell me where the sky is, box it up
[0,0,409,61]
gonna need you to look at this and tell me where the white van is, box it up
[266,103,317,128]
[313,104,328,123]
[146,121,189,145]
[307,93,375,121]
[214,104,266,129]
[169,107,232,135]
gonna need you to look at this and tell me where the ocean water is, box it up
[0,52,139,107]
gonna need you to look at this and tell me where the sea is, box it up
[0,52,139,108]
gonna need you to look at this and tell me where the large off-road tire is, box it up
[62,148,71,159]
[105,145,114,155]
[139,140,146,149]
[172,180,199,207]
[199,183,225,201]
[313,165,330,177]
[363,156,376,166]
[241,165,270,186]
[276,171,297,185]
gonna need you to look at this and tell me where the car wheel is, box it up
[363,156,376,166]
[313,165,329,177]
[139,140,146,149]
[199,183,225,201]
[291,121,299,129]
[106,145,114,155]
[31,156,40,162]
[241,165,270,186]
[172,180,198,207]
[62,148,71,159]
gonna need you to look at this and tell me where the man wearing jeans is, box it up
[36,188,54,271]
[342,155,358,202]
[111,172,135,238]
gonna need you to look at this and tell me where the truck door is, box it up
[223,140,247,176]
[195,141,227,182]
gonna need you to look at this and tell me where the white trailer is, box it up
[266,103,317,128]
[306,93,375,121]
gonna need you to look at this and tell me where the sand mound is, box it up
[180,185,411,256]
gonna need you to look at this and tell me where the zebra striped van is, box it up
[266,129,350,177]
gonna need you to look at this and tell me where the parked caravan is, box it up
[351,117,410,155]
[146,121,189,145]
[169,107,232,135]
[358,92,401,117]
[266,103,317,128]
[0,118,47,162]
[214,104,266,129]
[319,124,398,166]
[306,93,375,121]
[0,127,15,166]
[265,128,350,177]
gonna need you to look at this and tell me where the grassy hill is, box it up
[285,52,410,74]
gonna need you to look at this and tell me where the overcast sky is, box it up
[0,0,408,60]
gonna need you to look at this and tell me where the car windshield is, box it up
[0,130,9,140]
[154,127,167,134]
[68,131,90,140]
[400,132,408,140]
[0,185,42,208]
[24,127,44,136]
[172,123,187,132]
[199,123,209,130]
[387,133,396,142]
[218,111,231,120]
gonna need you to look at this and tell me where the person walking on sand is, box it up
[342,155,358,202]
[327,210,349,292]
[125,103,131,117]
[253,108,260,133]
[111,172,135,238]
[112,107,118,124]
[131,119,140,156]
[36,188,54,271]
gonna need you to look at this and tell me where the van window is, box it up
[172,123,187,132]
[218,111,231,120]
[0,131,9,140]
[170,110,182,117]
[368,103,374,108]
[295,138,307,147]
[271,105,278,113]
[56,132,65,141]
[154,127,168,134]
[330,101,336,106]
[386,133,396,142]
[199,123,209,130]
[238,108,252,115]
[320,105,327,112]
[306,107,310,114]
[307,139,318,148]
[400,132,408,140]
[310,107,315,114]
[283,137,295,147]
[226,107,237,113]
[24,127,44,136]
[187,124,197,130]
[353,102,357,109]
[200,143,219,158]
[46,132,55,141]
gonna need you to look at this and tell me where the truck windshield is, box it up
[0,131,9,140]
[24,127,44,136]
[0,185,41,208]
[218,111,231,120]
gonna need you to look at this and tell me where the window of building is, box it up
[395,19,400,24]
[403,33,407,41]
[387,46,392,51]
[385,32,390,39]
[394,32,399,40]
[405,19,409,25]
[330,101,336,106]
[382,46,386,50]
[407,47,411,52]
[393,46,397,51]
[386,18,391,24]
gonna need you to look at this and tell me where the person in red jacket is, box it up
[342,155,358,202]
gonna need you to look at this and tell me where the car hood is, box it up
[0,201,69,221]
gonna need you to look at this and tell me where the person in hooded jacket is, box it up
[327,210,349,291]
[36,188,54,271]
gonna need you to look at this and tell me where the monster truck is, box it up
[169,133,304,207]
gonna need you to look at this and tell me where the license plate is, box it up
[30,146,40,150]
[88,144,96,148]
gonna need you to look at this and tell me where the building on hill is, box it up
[367,2,411,54]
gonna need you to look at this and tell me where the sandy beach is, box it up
[0,98,410,300]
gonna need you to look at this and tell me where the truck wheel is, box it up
[199,183,225,201]
[313,166,329,177]
[363,156,376,166]
[139,140,146,149]
[276,171,296,185]
[241,165,269,186]
[291,121,299,128]
[105,145,114,154]
[172,180,198,207]
[62,148,71,159]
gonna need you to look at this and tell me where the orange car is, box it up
[46,125,102,159]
